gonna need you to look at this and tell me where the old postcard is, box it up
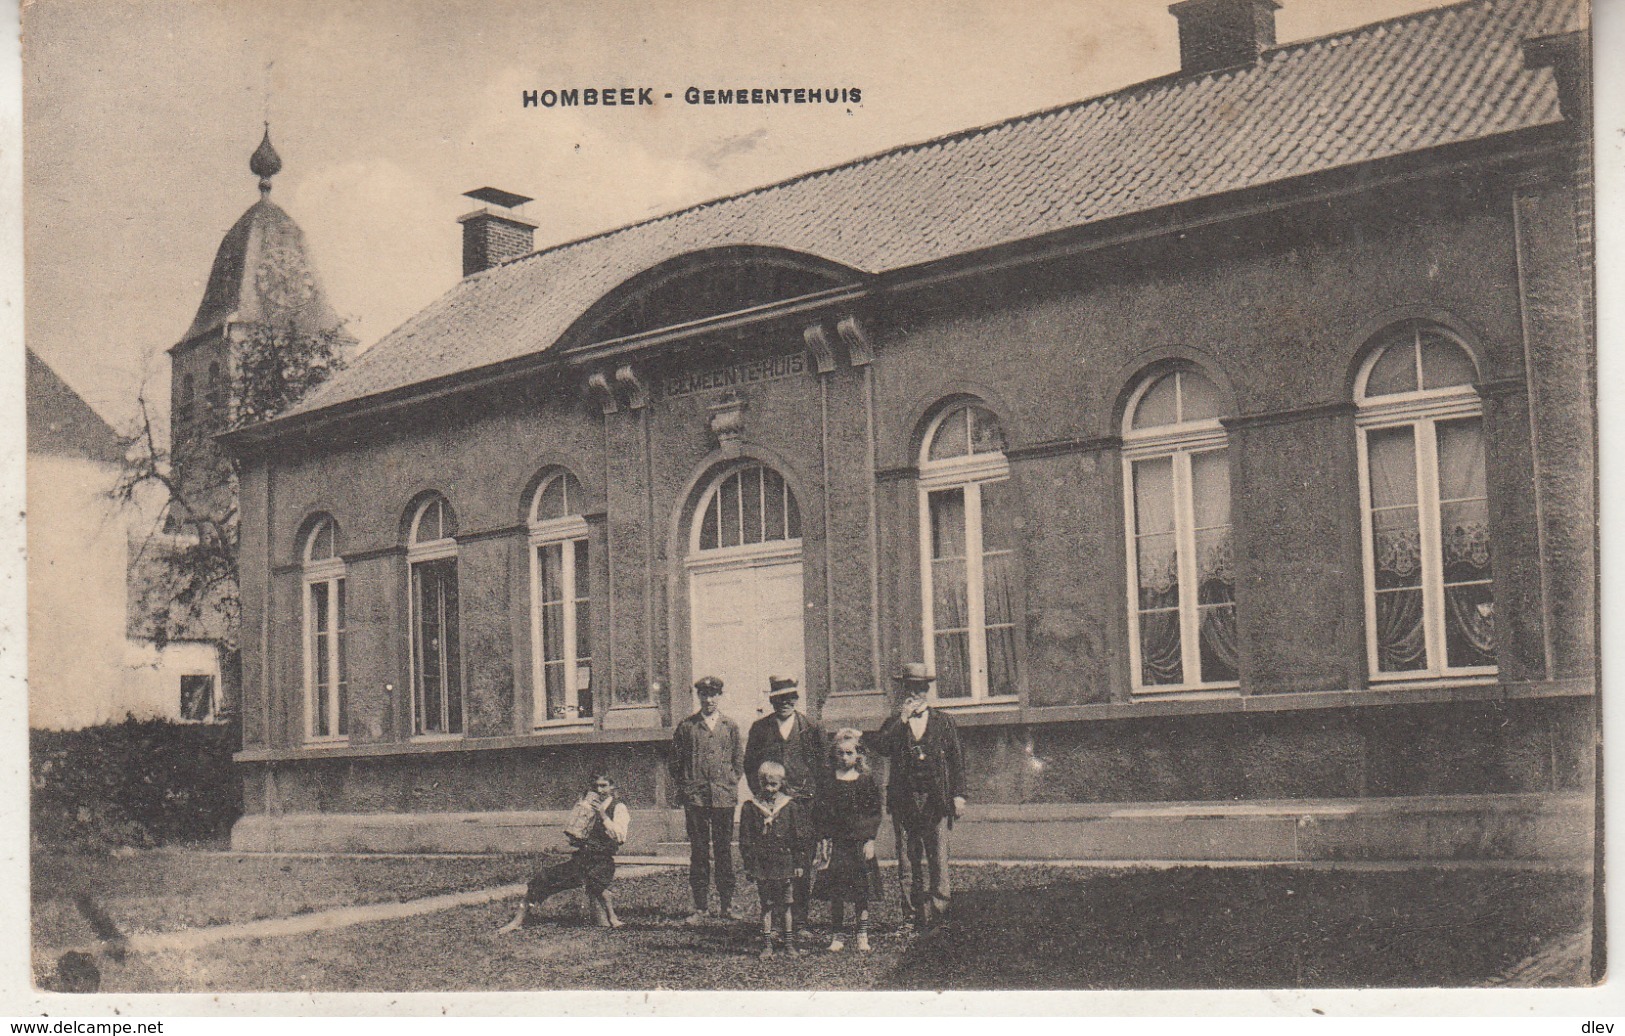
[10,0,1613,1016]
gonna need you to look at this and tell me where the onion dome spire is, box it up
[250,124,282,196]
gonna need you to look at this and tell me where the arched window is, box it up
[919,401,1018,702]
[1356,322,1494,678]
[529,472,594,726]
[1122,366,1237,692]
[694,464,801,552]
[407,495,462,736]
[302,516,347,741]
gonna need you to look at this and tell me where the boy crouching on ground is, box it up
[498,774,630,932]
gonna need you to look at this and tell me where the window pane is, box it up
[1137,533,1179,611]
[930,489,967,560]
[414,566,443,732]
[979,479,1016,553]
[1178,370,1224,422]
[1133,457,1176,535]
[742,464,764,545]
[1191,451,1231,530]
[573,539,590,599]
[179,676,214,722]
[578,666,594,719]
[1138,608,1183,685]
[1441,499,1492,582]
[1365,339,1418,397]
[442,566,461,733]
[720,472,741,548]
[1444,581,1495,668]
[537,543,564,605]
[1375,587,1427,672]
[786,488,802,539]
[537,475,569,522]
[764,468,787,539]
[1419,331,1476,391]
[1367,426,1418,509]
[311,581,330,634]
[970,406,1006,454]
[1436,418,1486,502]
[1131,373,1179,430]
[309,519,335,562]
[541,600,565,664]
[544,660,567,720]
[700,494,719,550]
[1198,604,1238,683]
[336,580,348,737]
[983,550,1016,626]
[1371,507,1422,590]
[928,407,969,462]
[576,599,593,665]
[314,624,331,737]
[986,625,1019,698]
[932,558,969,633]
[934,631,972,699]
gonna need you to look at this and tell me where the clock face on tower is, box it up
[254,241,317,311]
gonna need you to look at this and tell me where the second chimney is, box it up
[1169,0,1279,76]
[458,187,538,276]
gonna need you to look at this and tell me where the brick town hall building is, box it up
[221,0,1594,861]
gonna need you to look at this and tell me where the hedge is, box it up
[31,717,243,851]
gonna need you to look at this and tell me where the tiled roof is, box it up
[26,349,125,464]
[287,0,1581,419]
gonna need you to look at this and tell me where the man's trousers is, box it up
[683,805,737,911]
[892,813,951,923]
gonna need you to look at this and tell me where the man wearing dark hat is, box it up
[874,662,965,931]
[743,675,825,930]
[670,675,746,922]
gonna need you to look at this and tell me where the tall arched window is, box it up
[529,472,594,726]
[408,495,462,736]
[1122,366,1237,692]
[1356,322,1494,679]
[919,401,1018,702]
[302,516,347,741]
[206,361,225,410]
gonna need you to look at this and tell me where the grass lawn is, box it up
[33,851,1594,992]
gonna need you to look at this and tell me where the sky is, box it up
[23,0,1457,435]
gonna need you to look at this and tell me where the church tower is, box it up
[169,128,350,510]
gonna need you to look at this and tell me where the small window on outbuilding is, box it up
[180,675,216,723]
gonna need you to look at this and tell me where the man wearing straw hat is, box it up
[874,662,965,932]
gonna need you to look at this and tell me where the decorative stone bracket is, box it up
[707,390,749,454]
[584,363,651,413]
[801,314,875,369]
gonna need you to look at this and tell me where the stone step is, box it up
[234,792,1595,863]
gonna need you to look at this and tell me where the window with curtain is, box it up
[302,516,348,741]
[919,401,1018,702]
[408,495,463,736]
[530,472,594,726]
[1357,323,1494,679]
[1122,367,1237,692]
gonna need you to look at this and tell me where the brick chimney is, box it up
[458,187,537,276]
[1168,0,1279,76]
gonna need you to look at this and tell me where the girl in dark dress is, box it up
[814,728,883,952]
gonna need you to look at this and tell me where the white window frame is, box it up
[1355,339,1495,682]
[407,497,463,738]
[1121,404,1237,696]
[302,518,347,744]
[529,474,594,729]
[917,405,1018,707]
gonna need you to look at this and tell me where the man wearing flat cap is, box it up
[670,675,745,922]
[743,675,825,930]
[874,662,965,931]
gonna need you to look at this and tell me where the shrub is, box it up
[31,717,243,851]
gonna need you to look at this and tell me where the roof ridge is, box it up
[476,0,1534,279]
